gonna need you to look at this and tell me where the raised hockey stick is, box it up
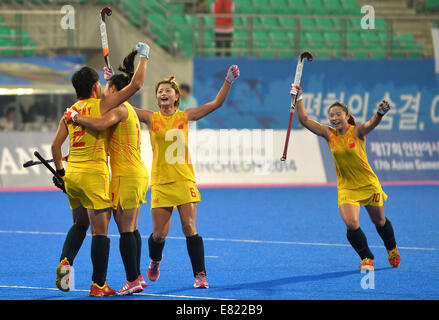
[281,51,313,161]
[99,7,112,70]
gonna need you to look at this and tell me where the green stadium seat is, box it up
[323,31,342,49]
[374,18,387,31]
[260,17,280,29]
[377,30,390,45]
[269,0,292,14]
[347,17,362,30]
[278,17,295,29]
[22,41,37,56]
[268,30,288,49]
[253,0,274,14]
[233,29,248,48]
[305,0,327,15]
[287,0,311,15]
[360,30,378,43]
[0,38,16,57]
[304,31,323,44]
[300,18,316,30]
[235,0,257,14]
[315,18,334,30]
[322,0,344,15]
[340,0,361,15]
[234,16,246,29]
[425,0,439,10]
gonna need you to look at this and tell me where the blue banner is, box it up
[193,58,439,131]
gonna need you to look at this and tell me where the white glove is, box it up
[290,84,303,101]
[136,42,150,59]
[225,65,240,84]
[64,107,79,123]
[103,66,114,81]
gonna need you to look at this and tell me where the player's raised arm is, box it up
[186,65,239,121]
[100,42,149,113]
[293,85,330,141]
[355,100,391,139]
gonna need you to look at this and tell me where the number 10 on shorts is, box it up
[372,193,380,203]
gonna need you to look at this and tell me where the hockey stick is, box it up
[23,156,67,168]
[33,151,64,183]
[280,51,313,161]
[99,7,112,70]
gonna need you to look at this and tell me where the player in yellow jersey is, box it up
[51,42,149,297]
[292,85,400,271]
[134,65,240,288]
[65,49,149,295]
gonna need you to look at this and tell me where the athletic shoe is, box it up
[147,259,161,282]
[387,246,401,268]
[137,274,147,288]
[89,282,117,297]
[360,258,374,271]
[193,272,209,289]
[117,278,144,296]
[56,258,71,292]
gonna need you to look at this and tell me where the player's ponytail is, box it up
[347,113,356,125]
[108,49,137,91]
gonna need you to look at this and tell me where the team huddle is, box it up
[50,41,399,297]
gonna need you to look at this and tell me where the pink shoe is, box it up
[193,272,209,289]
[137,274,147,288]
[147,259,161,282]
[117,278,143,295]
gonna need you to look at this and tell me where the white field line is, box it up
[0,229,437,251]
[0,285,234,300]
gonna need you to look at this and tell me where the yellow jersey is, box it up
[149,110,195,186]
[66,98,109,173]
[108,101,148,178]
[328,125,382,191]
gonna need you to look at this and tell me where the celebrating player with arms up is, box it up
[292,84,400,271]
[134,65,240,288]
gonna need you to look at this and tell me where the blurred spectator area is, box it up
[0,90,76,132]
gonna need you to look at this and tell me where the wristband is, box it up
[56,168,65,177]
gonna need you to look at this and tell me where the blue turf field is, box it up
[0,185,438,300]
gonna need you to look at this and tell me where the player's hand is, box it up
[377,100,391,117]
[64,106,79,123]
[290,84,303,101]
[103,66,114,81]
[225,65,240,84]
[52,168,66,193]
[136,42,150,59]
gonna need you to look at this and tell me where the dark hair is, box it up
[155,75,181,108]
[71,66,99,99]
[108,49,137,91]
[328,101,356,125]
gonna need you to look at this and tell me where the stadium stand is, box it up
[0,0,436,59]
